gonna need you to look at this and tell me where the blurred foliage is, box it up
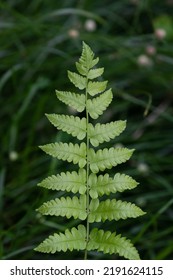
[0,0,173,260]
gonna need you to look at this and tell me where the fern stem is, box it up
[84,76,90,260]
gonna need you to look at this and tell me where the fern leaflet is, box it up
[87,89,113,119]
[88,120,126,147]
[39,142,86,168]
[89,147,134,173]
[35,225,86,253]
[88,172,139,198]
[55,91,85,112]
[46,114,86,140]
[38,169,86,195]
[88,199,145,222]
[37,195,87,220]
[88,228,140,260]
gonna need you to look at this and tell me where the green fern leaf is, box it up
[88,228,140,260]
[38,169,86,195]
[78,41,99,71]
[39,142,86,168]
[36,42,145,260]
[87,89,113,119]
[35,225,86,253]
[37,195,87,220]
[76,61,87,76]
[46,114,86,140]
[89,147,134,173]
[88,173,138,198]
[113,173,139,192]
[56,91,85,112]
[88,120,126,147]
[87,81,108,96]
[88,199,145,223]
[88,68,104,79]
[88,173,112,199]
[68,71,86,89]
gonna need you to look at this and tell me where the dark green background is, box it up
[1,0,173,260]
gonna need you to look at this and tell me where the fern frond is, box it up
[88,228,140,260]
[68,71,86,89]
[46,114,86,140]
[88,199,145,223]
[89,147,134,173]
[88,68,104,79]
[39,142,86,168]
[88,120,126,147]
[37,195,87,220]
[87,81,108,96]
[35,225,86,253]
[88,173,138,198]
[36,42,145,260]
[56,91,85,112]
[38,169,86,195]
[87,89,113,119]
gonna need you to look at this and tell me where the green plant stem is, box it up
[84,77,90,260]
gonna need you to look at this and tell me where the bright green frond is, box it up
[87,81,108,96]
[87,89,113,119]
[37,195,87,220]
[88,199,145,223]
[88,68,104,79]
[56,91,85,112]
[35,225,86,253]
[39,142,86,168]
[38,169,86,195]
[89,147,134,173]
[36,41,145,260]
[46,114,86,140]
[68,71,86,89]
[88,228,140,260]
[88,120,126,147]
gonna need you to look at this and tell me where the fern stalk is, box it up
[84,75,90,260]
[35,42,146,260]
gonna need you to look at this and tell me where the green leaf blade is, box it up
[87,89,113,119]
[88,68,104,79]
[88,228,140,260]
[46,114,86,140]
[68,71,86,89]
[88,173,138,198]
[56,91,85,112]
[39,142,86,168]
[87,81,108,96]
[37,195,87,220]
[113,173,139,192]
[88,120,126,147]
[35,225,86,253]
[79,42,99,70]
[88,199,146,223]
[89,173,113,198]
[89,147,135,173]
[38,169,86,195]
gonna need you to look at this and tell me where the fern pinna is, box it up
[35,42,145,260]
